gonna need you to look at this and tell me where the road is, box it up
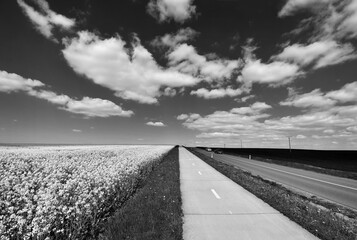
[179,147,319,240]
[196,148,357,210]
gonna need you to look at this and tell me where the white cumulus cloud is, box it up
[0,70,44,92]
[190,87,244,99]
[147,0,196,23]
[279,0,357,40]
[278,0,329,17]
[0,70,133,118]
[168,44,240,82]
[146,121,166,127]
[17,0,75,40]
[280,89,336,108]
[325,82,357,103]
[62,31,199,104]
[151,27,199,48]
[281,82,357,109]
[276,40,357,69]
[241,59,299,85]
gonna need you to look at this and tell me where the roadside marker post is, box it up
[249,155,251,160]
[211,152,213,158]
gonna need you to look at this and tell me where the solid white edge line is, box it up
[223,155,357,191]
[211,189,221,199]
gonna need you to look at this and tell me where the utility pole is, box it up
[288,136,291,153]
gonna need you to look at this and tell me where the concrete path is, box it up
[179,147,320,240]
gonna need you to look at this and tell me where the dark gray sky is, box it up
[0,0,356,149]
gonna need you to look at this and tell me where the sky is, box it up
[0,0,357,149]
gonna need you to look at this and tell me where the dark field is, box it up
[199,147,357,173]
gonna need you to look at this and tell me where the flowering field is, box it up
[0,145,173,240]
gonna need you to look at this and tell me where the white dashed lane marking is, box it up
[198,171,202,175]
[211,189,221,199]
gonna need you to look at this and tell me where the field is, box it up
[0,145,173,240]
[102,147,183,240]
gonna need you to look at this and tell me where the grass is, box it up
[188,148,357,240]
[226,151,357,180]
[100,147,183,240]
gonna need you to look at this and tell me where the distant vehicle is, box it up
[214,149,223,154]
[206,148,212,152]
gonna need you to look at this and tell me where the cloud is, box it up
[276,40,357,69]
[323,129,335,134]
[168,44,240,82]
[185,106,356,147]
[230,102,271,115]
[241,59,299,85]
[0,70,133,118]
[279,0,357,41]
[146,121,166,127]
[338,0,357,39]
[163,87,177,97]
[347,126,357,133]
[236,95,255,103]
[250,102,272,110]
[147,0,196,23]
[281,82,357,109]
[265,107,356,129]
[17,0,75,40]
[296,134,306,139]
[178,94,357,149]
[28,89,134,117]
[0,70,44,92]
[190,87,244,99]
[278,0,329,18]
[27,89,70,105]
[280,89,336,108]
[179,102,272,133]
[196,132,241,138]
[62,31,199,104]
[177,113,200,121]
[72,129,82,133]
[64,97,133,118]
[151,27,199,49]
[325,82,357,103]
[177,114,189,120]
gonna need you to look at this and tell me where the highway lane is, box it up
[195,149,357,210]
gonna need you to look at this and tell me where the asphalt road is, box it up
[196,148,357,210]
[180,148,319,240]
